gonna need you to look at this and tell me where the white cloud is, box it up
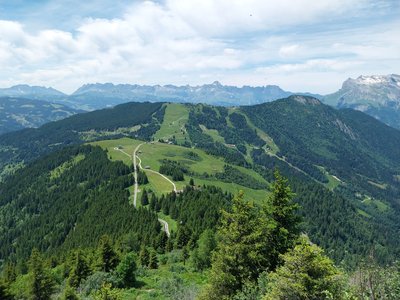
[0,0,399,94]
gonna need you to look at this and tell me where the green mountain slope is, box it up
[0,97,79,135]
[0,101,164,179]
[0,97,400,266]
[0,145,161,261]
[241,95,400,203]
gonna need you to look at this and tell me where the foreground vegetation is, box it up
[1,171,399,299]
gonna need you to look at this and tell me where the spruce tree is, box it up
[0,280,13,300]
[175,225,191,249]
[148,249,158,269]
[139,246,150,267]
[141,189,149,206]
[62,284,79,300]
[156,231,168,253]
[149,194,157,210]
[97,235,119,273]
[199,192,275,300]
[264,170,300,270]
[3,262,16,284]
[115,252,137,288]
[182,245,190,265]
[29,248,55,300]
[68,249,91,288]
[191,229,216,271]
[263,236,348,300]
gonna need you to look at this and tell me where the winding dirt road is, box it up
[115,143,171,237]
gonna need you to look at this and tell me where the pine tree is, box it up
[141,189,149,206]
[263,236,348,300]
[62,284,79,300]
[156,231,168,253]
[139,246,150,267]
[166,238,174,253]
[68,249,91,288]
[29,248,55,300]
[115,252,137,288]
[182,245,190,265]
[97,235,119,272]
[264,170,300,270]
[149,194,157,210]
[3,261,16,284]
[189,178,195,186]
[0,280,13,300]
[175,225,191,249]
[198,191,275,300]
[148,249,158,269]
[191,229,216,271]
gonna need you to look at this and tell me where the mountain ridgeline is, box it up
[0,82,321,110]
[0,97,80,135]
[1,95,400,298]
[323,74,400,129]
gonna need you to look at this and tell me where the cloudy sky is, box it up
[0,0,399,94]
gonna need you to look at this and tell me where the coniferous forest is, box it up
[1,99,400,299]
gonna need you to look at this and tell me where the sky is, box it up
[0,0,399,94]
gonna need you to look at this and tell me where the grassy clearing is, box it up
[199,125,225,143]
[92,137,269,202]
[157,212,178,233]
[193,177,269,203]
[137,142,226,175]
[232,109,280,155]
[362,196,389,212]
[357,208,372,218]
[90,137,143,166]
[315,166,341,190]
[50,154,85,179]
[154,103,190,144]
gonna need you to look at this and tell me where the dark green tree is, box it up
[139,246,150,267]
[2,262,16,284]
[264,170,300,270]
[148,249,158,269]
[137,169,149,184]
[68,249,91,288]
[29,248,55,300]
[62,284,79,300]
[115,252,137,288]
[149,193,157,210]
[141,189,149,206]
[199,192,275,300]
[189,178,195,186]
[156,231,168,253]
[263,236,348,300]
[97,235,119,273]
[175,225,191,249]
[182,245,190,265]
[0,280,13,300]
[191,229,216,271]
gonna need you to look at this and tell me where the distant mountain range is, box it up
[0,84,66,101]
[68,81,322,109]
[0,74,399,129]
[0,97,80,135]
[0,82,321,111]
[323,74,400,129]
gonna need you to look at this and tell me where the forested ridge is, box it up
[1,96,400,298]
[0,101,164,177]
